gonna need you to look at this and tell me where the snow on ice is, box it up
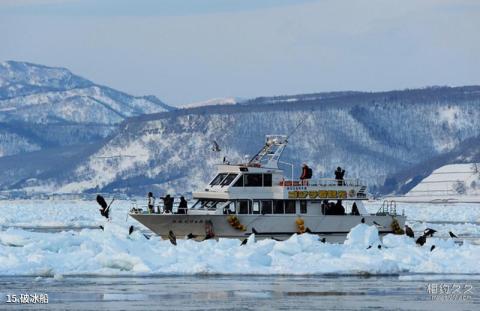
[0,200,479,277]
[0,222,479,277]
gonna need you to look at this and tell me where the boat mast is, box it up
[248,135,288,169]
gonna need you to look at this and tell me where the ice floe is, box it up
[0,222,479,277]
[0,199,479,276]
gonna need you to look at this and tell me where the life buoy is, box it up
[296,217,306,234]
[227,215,247,231]
[390,218,404,235]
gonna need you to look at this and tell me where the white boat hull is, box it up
[129,213,406,243]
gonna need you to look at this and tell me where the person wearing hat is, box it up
[334,167,345,186]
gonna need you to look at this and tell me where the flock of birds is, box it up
[404,225,458,252]
[108,223,458,250]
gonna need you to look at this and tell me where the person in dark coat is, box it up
[351,202,360,215]
[327,202,336,215]
[335,200,345,215]
[334,167,345,186]
[178,196,188,214]
[321,200,329,215]
[161,194,174,213]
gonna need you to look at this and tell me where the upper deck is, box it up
[193,135,368,201]
[193,164,367,201]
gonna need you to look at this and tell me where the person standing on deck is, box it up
[178,196,188,214]
[300,163,312,186]
[334,167,345,186]
[161,194,174,213]
[147,192,155,214]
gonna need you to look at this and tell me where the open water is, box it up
[1,275,478,310]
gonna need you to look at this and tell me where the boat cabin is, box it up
[189,135,369,216]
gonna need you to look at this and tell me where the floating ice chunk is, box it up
[273,234,302,255]
[344,224,380,248]
[0,232,28,247]
[53,273,64,280]
[248,251,272,267]
[246,233,256,245]
[382,234,416,248]
[35,267,54,277]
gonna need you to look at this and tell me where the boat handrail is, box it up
[377,200,397,216]
[131,201,187,214]
[279,178,365,187]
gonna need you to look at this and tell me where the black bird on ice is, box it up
[416,235,427,246]
[423,228,437,237]
[405,225,415,238]
[168,230,177,246]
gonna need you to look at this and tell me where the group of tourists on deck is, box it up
[320,200,360,215]
[147,192,188,214]
[299,164,346,185]
[298,164,358,215]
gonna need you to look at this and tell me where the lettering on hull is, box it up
[288,190,353,199]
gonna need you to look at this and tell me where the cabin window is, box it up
[245,174,263,187]
[191,200,201,209]
[222,201,235,214]
[263,174,272,187]
[261,200,272,214]
[252,201,260,214]
[233,175,244,187]
[197,200,226,210]
[237,200,250,214]
[284,200,296,214]
[300,200,308,214]
[220,173,238,186]
[273,200,284,214]
[210,173,228,186]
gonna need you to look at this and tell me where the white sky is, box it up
[1,0,479,106]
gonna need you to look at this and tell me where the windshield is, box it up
[209,173,228,186]
[220,174,238,186]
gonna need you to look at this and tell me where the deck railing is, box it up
[130,201,187,214]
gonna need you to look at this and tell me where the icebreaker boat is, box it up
[129,135,406,243]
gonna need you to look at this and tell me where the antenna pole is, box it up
[286,109,311,140]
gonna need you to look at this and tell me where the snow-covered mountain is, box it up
[380,134,480,196]
[0,61,173,156]
[13,86,480,197]
[403,163,480,202]
[182,97,243,109]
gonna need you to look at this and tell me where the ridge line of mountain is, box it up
[122,85,480,125]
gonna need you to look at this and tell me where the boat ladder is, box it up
[377,200,398,216]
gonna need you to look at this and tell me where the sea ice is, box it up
[0,199,479,276]
[0,221,478,276]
